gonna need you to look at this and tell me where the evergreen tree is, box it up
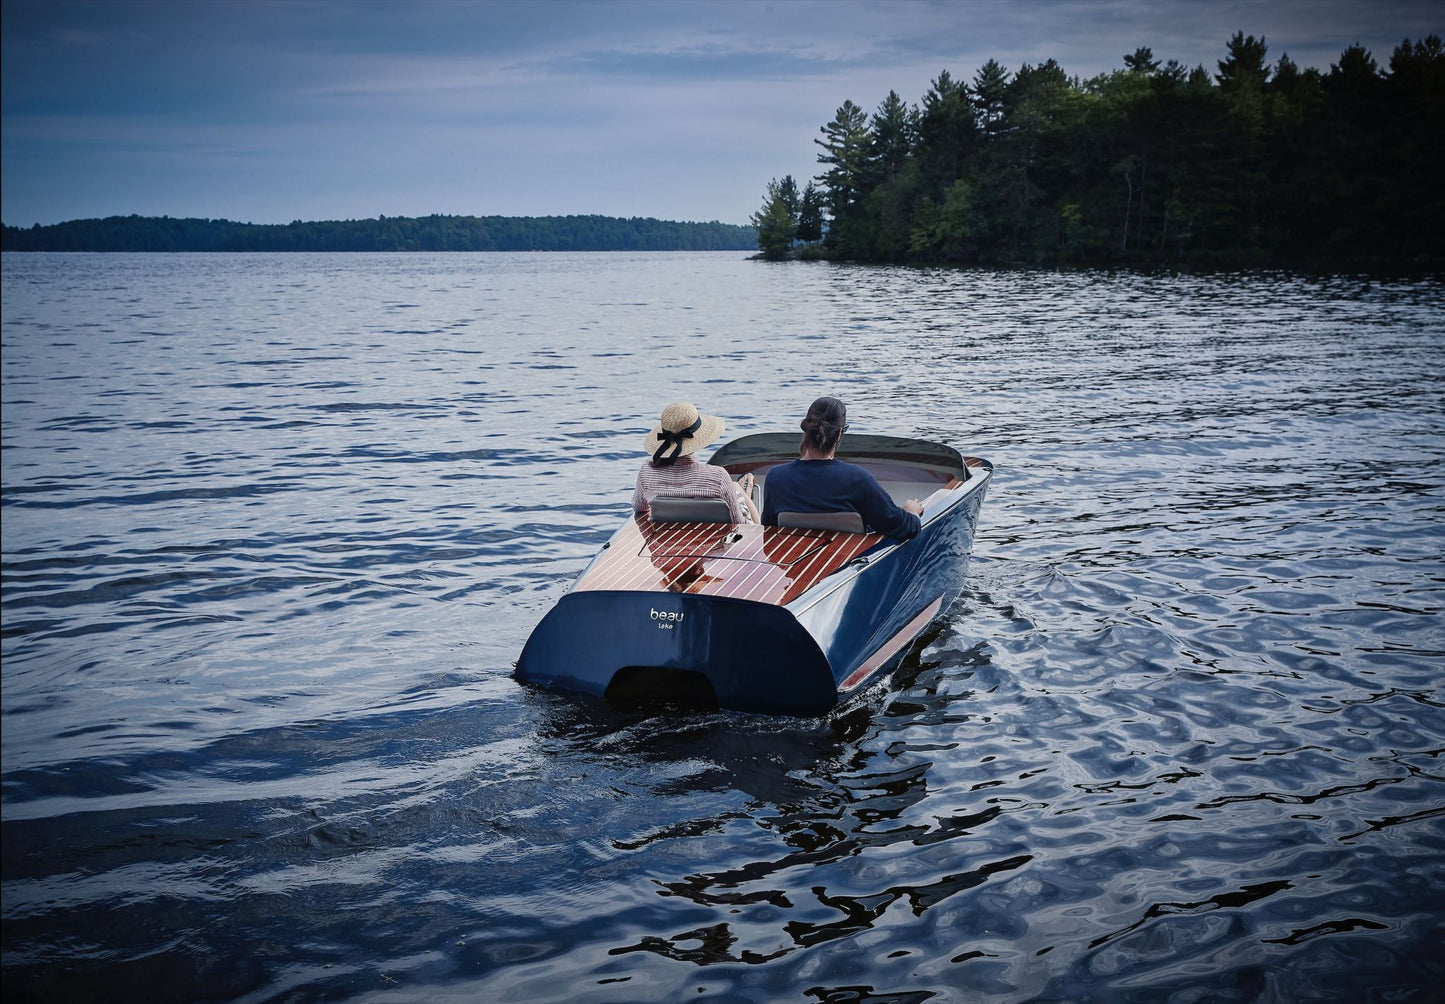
[991,59,1074,259]
[972,59,1011,137]
[1217,31,1271,126]
[1262,53,1324,256]
[774,175,801,224]
[1316,44,1387,255]
[814,99,873,249]
[796,182,825,243]
[1383,36,1445,258]
[815,101,871,211]
[1124,47,1160,74]
[916,70,977,200]
[751,181,796,259]
[866,90,917,186]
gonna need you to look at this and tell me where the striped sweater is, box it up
[631,457,751,523]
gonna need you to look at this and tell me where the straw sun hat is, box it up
[642,401,726,465]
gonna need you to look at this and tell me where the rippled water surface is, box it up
[3,252,1443,1002]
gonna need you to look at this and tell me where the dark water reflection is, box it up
[2,253,1442,1001]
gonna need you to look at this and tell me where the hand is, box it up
[904,499,924,516]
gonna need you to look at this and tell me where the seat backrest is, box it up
[649,496,734,524]
[777,510,865,533]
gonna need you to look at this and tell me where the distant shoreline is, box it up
[0,213,758,253]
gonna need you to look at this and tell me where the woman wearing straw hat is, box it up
[633,402,758,523]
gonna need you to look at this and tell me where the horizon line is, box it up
[2,211,757,230]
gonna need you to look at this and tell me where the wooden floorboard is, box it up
[575,515,888,605]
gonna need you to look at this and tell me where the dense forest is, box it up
[752,33,1444,267]
[0,214,757,252]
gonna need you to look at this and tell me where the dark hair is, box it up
[800,396,847,455]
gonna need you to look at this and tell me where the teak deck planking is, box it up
[575,516,888,607]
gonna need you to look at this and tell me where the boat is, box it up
[514,433,992,715]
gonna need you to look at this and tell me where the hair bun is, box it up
[799,396,847,455]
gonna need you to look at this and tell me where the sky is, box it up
[2,0,1439,228]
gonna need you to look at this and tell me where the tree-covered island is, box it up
[0,214,757,253]
[752,33,1444,268]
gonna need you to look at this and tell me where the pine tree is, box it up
[815,101,871,214]
[796,182,825,243]
[916,70,977,199]
[751,179,797,259]
[775,175,801,224]
[1124,47,1160,74]
[972,59,1011,137]
[866,90,917,186]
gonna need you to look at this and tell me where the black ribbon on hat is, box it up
[652,415,704,466]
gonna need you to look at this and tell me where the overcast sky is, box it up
[2,0,1438,228]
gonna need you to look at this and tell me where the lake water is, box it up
[2,252,1442,1002]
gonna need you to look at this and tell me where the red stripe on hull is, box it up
[838,596,944,692]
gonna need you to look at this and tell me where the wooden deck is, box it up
[574,516,888,607]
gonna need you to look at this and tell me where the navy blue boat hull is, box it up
[793,478,986,697]
[517,591,839,715]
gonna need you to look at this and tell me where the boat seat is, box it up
[649,496,734,523]
[778,510,865,533]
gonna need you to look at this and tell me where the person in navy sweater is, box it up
[761,397,924,540]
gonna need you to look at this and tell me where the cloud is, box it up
[2,0,1440,226]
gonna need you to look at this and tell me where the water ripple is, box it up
[3,253,1442,1001]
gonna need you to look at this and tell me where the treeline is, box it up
[0,214,758,252]
[753,33,1445,267]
